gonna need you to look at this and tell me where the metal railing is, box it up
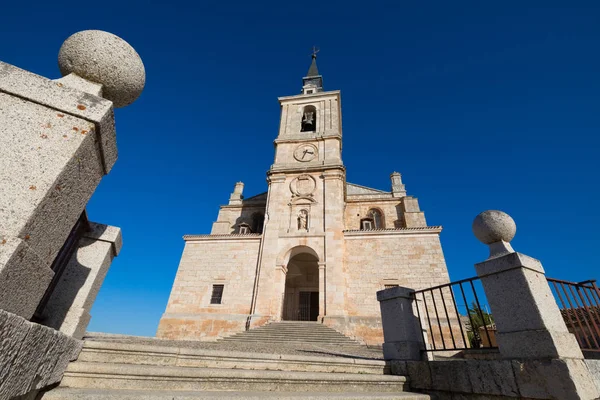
[413,277,496,352]
[547,278,600,352]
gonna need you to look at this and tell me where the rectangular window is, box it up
[210,284,224,304]
[384,284,399,289]
[239,226,250,234]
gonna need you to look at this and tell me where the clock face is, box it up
[294,144,318,162]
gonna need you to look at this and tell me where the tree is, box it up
[466,302,493,348]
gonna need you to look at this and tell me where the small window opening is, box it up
[306,90,313,94]
[301,105,316,132]
[210,284,224,304]
[239,223,251,234]
[384,284,399,289]
[361,219,374,230]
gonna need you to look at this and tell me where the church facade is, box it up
[157,56,451,345]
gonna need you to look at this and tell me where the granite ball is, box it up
[58,30,145,108]
[472,210,516,245]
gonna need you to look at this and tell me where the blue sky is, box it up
[2,1,599,336]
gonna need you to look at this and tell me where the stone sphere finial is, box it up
[58,30,145,108]
[473,210,516,245]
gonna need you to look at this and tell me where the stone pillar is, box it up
[229,182,244,205]
[41,223,122,339]
[377,286,424,361]
[390,172,406,198]
[472,210,599,399]
[273,263,287,322]
[0,30,144,320]
[401,197,427,228]
[318,262,326,320]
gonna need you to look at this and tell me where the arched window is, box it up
[301,105,316,132]
[369,209,384,229]
[252,212,264,234]
[361,209,384,230]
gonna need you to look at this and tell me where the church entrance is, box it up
[282,252,319,321]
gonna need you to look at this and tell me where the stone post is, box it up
[229,182,244,205]
[0,30,145,320]
[390,172,406,198]
[472,210,599,399]
[377,286,424,361]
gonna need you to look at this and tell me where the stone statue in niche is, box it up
[298,209,309,231]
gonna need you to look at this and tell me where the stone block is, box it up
[512,358,599,400]
[0,309,82,399]
[585,360,600,393]
[496,329,583,360]
[0,321,53,397]
[388,360,407,376]
[429,360,473,393]
[0,237,54,318]
[406,360,432,390]
[383,341,422,361]
[465,360,519,397]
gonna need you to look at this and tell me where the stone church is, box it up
[157,55,451,345]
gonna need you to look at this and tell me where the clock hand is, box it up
[302,149,309,159]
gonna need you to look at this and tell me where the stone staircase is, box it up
[42,325,430,399]
[219,321,365,346]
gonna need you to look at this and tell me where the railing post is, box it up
[377,286,424,360]
[472,210,598,399]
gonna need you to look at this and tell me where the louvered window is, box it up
[210,284,224,304]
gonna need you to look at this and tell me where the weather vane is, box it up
[311,46,320,59]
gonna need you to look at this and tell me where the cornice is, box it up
[268,163,345,176]
[343,226,442,238]
[184,233,262,241]
[345,196,399,203]
[278,90,340,103]
[220,203,266,210]
[274,134,342,144]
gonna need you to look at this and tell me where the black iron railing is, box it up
[413,277,496,352]
[32,211,90,322]
[547,278,600,353]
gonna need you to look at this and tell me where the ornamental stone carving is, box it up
[290,175,316,197]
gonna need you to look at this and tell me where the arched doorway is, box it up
[282,252,319,321]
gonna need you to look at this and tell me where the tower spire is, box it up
[307,46,320,77]
[302,47,323,94]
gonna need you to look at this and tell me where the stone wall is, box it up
[0,309,82,400]
[394,359,599,400]
[587,359,600,393]
[157,236,261,340]
[341,230,450,345]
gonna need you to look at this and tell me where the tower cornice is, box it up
[278,90,340,104]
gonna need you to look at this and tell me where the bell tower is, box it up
[250,51,347,326]
[271,50,343,173]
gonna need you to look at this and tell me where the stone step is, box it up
[220,338,363,346]
[223,333,358,343]
[236,329,353,336]
[59,362,410,393]
[78,341,388,375]
[43,388,431,399]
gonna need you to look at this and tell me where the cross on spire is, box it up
[311,46,320,59]
[302,46,323,94]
